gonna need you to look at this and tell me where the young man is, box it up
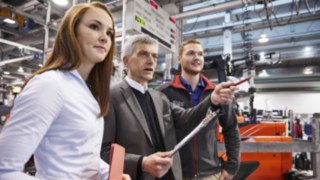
[158,39,240,180]
[101,35,238,180]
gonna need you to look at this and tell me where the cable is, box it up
[304,0,319,14]
[271,0,294,26]
[264,0,273,30]
[295,0,302,16]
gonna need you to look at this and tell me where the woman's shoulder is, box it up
[26,70,65,91]
[36,69,63,78]
[33,69,72,83]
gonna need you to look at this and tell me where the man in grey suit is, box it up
[101,34,237,180]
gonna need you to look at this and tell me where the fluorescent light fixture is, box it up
[12,86,22,93]
[304,68,313,75]
[17,67,24,73]
[3,18,16,24]
[258,69,269,77]
[115,37,122,42]
[3,71,10,75]
[304,47,311,52]
[258,34,269,43]
[52,0,68,6]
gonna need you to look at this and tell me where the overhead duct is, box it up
[172,0,258,20]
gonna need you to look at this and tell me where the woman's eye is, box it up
[89,24,99,30]
[107,31,114,38]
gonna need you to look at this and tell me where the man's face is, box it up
[178,43,204,75]
[124,42,158,85]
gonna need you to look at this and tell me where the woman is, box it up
[0,2,119,179]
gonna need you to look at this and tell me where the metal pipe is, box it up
[43,0,51,62]
[106,0,121,6]
[172,0,257,20]
[0,55,34,66]
[0,38,43,53]
[185,0,294,24]
[312,113,320,179]
[184,8,320,35]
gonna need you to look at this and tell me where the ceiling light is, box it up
[17,67,24,73]
[258,34,269,43]
[3,18,16,24]
[258,69,269,77]
[304,68,313,75]
[3,71,10,75]
[115,37,122,42]
[52,0,68,6]
[304,47,311,52]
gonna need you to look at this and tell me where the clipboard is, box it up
[170,108,221,157]
[108,143,125,180]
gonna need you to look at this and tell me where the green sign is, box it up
[135,16,145,26]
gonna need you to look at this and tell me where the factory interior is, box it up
[0,0,319,179]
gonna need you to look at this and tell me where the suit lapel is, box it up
[120,81,153,146]
[149,90,165,137]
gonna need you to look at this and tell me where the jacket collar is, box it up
[170,73,215,91]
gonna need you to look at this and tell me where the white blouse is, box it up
[0,69,109,180]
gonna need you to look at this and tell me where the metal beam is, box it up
[172,0,258,20]
[184,8,320,35]
[0,25,23,37]
[184,0,294,24]
[0,55,34,66]
[256,87,320,92]
[218,141,320,152]
[0,38,43,53]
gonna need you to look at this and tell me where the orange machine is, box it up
[239,121,286,136]
[241,136,292,180]
[219,121,292,180]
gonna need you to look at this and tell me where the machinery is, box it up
[207,52,294,180]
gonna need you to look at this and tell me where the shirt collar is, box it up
[125,76,148,94]
[180,75,205,90]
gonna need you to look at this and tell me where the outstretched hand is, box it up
[210,82,238,105]
[218,169,234,180]
[142,151,173,178]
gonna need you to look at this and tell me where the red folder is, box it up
[108,143,125,180]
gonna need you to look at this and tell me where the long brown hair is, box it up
[24,2,115,117]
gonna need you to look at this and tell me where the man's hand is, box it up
[142,151,173,178]
[218,169,234,180]
[210,82,238,105]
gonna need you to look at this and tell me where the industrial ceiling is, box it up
[0,0,319,91]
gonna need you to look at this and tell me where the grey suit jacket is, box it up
[101,80,216,180]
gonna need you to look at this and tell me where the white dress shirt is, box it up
[0,69,109,180]
[125,76,148,94]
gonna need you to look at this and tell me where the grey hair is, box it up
[121,34,158,59]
